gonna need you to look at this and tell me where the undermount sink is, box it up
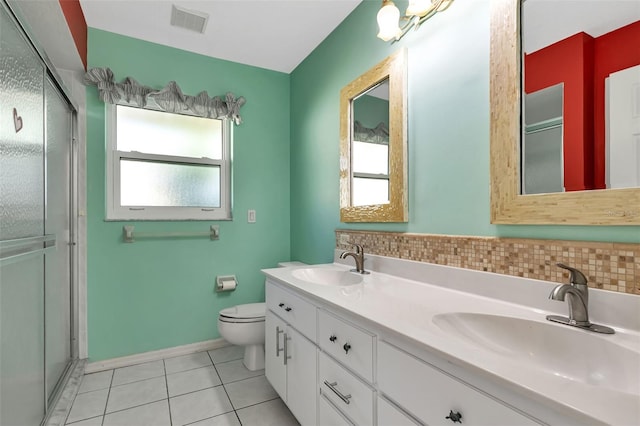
[433,312,640,395]
[291,267,363,286]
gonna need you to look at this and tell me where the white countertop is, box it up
[262,253,640,425]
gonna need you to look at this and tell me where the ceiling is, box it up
[79,0,362,74]
[523,0,640,53]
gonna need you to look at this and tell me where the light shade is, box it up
[406,0,432,16]
[376,0,401,41]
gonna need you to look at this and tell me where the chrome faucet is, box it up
[549,263,590,325]
[339,243,369,274]
[546,263,614,334]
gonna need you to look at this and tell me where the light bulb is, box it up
[376,0,401,41]
[406,0,433,17]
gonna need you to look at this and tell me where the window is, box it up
[351,140,389,206]
[106,104,231,220]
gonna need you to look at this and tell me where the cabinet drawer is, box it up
[378,341,539,426]
[378,397,421,426]
[266,281,316,341]
[318,310,374,382]
[319,394,354,426]
[319,351,374,426]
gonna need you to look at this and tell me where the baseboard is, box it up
[84,338,229,374]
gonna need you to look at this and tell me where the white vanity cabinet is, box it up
[265,275,545,426]
[263,258,640,425]
[264,281,317,426]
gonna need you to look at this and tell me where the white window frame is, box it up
[106,104,232,221]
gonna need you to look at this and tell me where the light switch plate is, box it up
[248,209,256,223]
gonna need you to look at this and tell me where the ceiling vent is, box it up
[170,5,209,34]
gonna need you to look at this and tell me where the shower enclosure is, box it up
[1,2,78,425]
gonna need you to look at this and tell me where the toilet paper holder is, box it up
[216,275,237,292]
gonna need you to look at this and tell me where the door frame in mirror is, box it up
[489,0,640,225]
[340,48,408,222]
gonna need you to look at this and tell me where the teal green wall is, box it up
[289,0,639,265]
[86,1,638,361]
[87,29,290,361]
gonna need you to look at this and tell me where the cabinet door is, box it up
[286,328,317,426]
[265,311,287,400]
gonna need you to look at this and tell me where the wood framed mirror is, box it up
[490,0,640,225]
[340,48,408,222]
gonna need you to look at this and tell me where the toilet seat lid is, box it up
[219,302,265,320]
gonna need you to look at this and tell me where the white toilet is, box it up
[217,302,266,371]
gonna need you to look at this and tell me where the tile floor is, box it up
[65,346,299,426]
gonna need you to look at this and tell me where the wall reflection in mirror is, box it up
[351,80,390,206]
[521,0,640,194]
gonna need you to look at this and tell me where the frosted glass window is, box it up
[352,178,389,206]
[116,105,222,159]
[352,141,389,175]
[120,160,220,207]
[106,104,230,220]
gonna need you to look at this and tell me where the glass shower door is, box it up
[44,77,73,403]
[0,4,46,425]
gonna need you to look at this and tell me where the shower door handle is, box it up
[0,235,56,266]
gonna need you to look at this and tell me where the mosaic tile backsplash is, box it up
[336,230,639,295]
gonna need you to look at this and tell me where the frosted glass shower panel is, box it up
[1,256,46,426]
[523,126,564,194]
[0,7,44,239]
[116,105,222,159]
[44,79,72,402]
[522,84,564,194]
[120,159,221,207]
[1,6,75,425]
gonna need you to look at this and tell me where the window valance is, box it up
[353,121,389,144]
[84,67,246,125]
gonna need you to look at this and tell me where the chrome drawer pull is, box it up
[283,333,292,365]
[323,380,352,405]
[275,326,284,357]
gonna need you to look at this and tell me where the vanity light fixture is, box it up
[376,0,454,42]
